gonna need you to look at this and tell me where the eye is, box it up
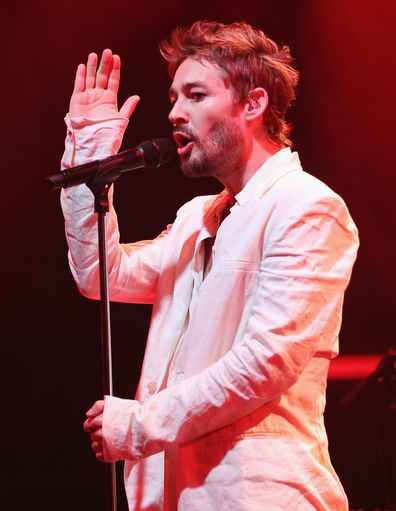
[190,92,206,102]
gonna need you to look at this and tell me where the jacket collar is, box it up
[235,148,302,206]
[202,148,301,227]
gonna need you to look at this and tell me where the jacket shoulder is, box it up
[272,169,349,213]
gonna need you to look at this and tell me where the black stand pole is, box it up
[93,188,117,511]
[87,161,123,511]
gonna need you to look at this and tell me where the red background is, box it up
[1,0,395,509]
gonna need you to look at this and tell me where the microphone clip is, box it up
[87,157,122,196]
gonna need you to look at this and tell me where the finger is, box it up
[96,48,113,89]
[90,429,103,442]
[83,414,103,432]
[95,452,105,462]
[119,95,140,119]
[83,418,93,432]
[86,400,105,417]
[86,52,98,89]
[108,54,121,94]
[73,63,86,94]
[91,440,105,462]
[92,441,103,455]
[90,434,105,462]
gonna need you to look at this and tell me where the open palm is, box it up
[69,49,139,119]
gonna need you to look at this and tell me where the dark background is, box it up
[1,0,395,509]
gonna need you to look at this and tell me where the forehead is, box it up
[169,57,230,94]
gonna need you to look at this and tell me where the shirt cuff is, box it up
[102,395,142,462]
[62,114,129,168]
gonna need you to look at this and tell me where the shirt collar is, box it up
[202,189,235,235]
[235,148,302,206]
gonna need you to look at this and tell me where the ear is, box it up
[245,88,268,121]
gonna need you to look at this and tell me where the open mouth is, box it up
[173,132,194,157]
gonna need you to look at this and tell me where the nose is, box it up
[168,99,188,126]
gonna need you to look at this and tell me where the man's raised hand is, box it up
[69,49,140,120]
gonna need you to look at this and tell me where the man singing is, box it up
[61,21,359,511]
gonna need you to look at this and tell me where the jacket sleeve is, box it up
[102,192,359,461]
[60,115,169,304]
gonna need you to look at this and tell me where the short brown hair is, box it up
[160,21,299,147]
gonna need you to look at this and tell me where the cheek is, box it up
[196,114,220,136]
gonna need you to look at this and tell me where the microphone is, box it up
[47,138,176,190]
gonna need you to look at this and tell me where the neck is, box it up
[219,135,282,197]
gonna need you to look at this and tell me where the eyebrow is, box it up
[168,81,208,98]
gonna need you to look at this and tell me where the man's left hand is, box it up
[83,400,105,462]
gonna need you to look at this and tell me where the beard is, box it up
[179,117,246,180]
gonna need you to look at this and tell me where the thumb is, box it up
[119,95,140,119]
[86,399,105,417]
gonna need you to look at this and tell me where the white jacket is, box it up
[61,115,359,511]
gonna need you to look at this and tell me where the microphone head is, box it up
[140,138,176,168]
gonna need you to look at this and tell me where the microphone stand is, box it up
[86,159,123,511]
[46,135,175,511]
[47,139,175,511]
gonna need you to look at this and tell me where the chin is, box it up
[180,154,214,178]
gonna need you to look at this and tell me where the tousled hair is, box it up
[160,21,299,147]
